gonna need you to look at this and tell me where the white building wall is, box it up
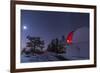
[66,27,89,60]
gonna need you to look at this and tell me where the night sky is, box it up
[21,10,89,50]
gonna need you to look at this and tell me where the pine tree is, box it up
[47,36,66,54]
[23,35,45,55]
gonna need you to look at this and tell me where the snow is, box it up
[21,52,60,63]
[21,47,89,63]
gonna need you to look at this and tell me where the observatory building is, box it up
[66,27,89,60]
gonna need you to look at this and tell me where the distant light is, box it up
[23,26,27,30]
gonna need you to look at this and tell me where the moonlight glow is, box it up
[23,26,27,30]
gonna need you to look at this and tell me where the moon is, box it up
[23,26,27,30]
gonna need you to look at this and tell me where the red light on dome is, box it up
[66,31,74,44]
[67,39,72,44]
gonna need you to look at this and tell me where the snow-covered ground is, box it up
[21,52,62,63]
[21,48,89,63]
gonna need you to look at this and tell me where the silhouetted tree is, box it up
[22,35,45,55]
[39,40,44,51]
[47,36,66,54]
